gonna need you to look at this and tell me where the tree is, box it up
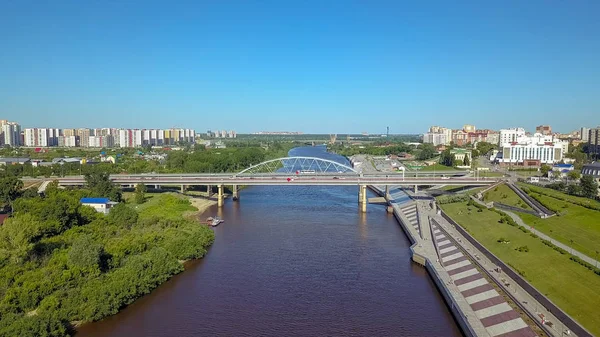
[439,149,454,167]
[540,165,551,177]
[475,142,496,156]
[567,184,582,196]
[108,203,139,228]
[135,183,147,204]
[567,170,580,180]
[580,175,599,199]
[463,155,470,167]
[85,171,122,202]
[0,176,23,209]
[416,143,436,160]
[68,235,104,271]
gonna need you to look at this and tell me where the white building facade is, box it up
[498,133,565,165]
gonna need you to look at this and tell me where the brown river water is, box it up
[77,147,462,337]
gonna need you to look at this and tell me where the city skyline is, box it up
[1,1,599,133]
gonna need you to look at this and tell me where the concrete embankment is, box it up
[369,185,486,337]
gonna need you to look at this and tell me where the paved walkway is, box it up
[431,221,537,337]
[432,212,576,337]
[503,210,600,268]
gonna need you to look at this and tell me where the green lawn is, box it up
[441,202,600,336]
[419,163,459,171]
[517,196,600,259]
[514,170,540,178]
[477,171,505,178]
[126,192,196,220]
[483,184,531,210]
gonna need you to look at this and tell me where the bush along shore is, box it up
[0,181,214,337]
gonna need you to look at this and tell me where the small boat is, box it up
[208,216,224,227]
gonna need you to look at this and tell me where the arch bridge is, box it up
[236,156,357,175]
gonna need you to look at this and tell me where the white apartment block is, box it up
[498,128,526,146]
[423,126,452,146]
[2,123,21,146]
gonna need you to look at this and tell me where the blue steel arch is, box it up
[237,156,358,175]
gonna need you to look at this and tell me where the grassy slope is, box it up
[419,163,459,171]
[483,184,532,210]
[515,183,600,258]
[441,202,600,336]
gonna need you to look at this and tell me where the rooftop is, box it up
[80,197,110,204]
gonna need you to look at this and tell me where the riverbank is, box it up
[0,188,214,337]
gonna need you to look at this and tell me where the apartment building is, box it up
[535,125,552,135]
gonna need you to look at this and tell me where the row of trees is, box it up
[544,175,599,199]
[0,175,214,336]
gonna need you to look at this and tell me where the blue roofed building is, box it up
[80,197,118,214]
[549,163,574,179]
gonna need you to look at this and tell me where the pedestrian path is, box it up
[401,204,421,238]
[503,210,600,268]
[431,221,537,337]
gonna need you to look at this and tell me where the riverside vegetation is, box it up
[0,174,214,337]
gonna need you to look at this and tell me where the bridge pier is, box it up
[207,185,211,196]
[154,184,160,190]
[385,185,390,201]
[360,185,367,213]
[232,185,239,201]
[217,185,224,207]
[414,185,418,194]
[181,185,186,193]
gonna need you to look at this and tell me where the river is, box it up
[77,146,462,337]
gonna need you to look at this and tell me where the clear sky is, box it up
[1,0,598,134]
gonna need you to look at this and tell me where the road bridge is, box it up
[52,157,499,212]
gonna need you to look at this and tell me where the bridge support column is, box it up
[232,185,239,201]
[217,185,224,207]
[385,185,390,201]
[414,185,418,194]
[154,184,160,190]
[360,185,367,213]
[358,185,363,203]
[181,185,186,193]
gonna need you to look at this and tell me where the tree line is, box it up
[0,174,214,336]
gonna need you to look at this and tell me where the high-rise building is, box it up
[423,126,452,146]
[76,128,91,147]
[589,127,600,158]
[2,123,21,147]
[581,127,590,142]
[498,133,566,166]
[535,125,552,135]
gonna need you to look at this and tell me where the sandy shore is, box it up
[186,195,218,216]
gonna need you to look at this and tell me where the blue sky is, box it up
[1,1,598,134]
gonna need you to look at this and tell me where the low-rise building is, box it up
[549,164,574,179]
[80,197,118,214]
[0,157,30,165]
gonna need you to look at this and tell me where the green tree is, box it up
[416,143,436,160]
[540,164,551,177]
[85,171,122,202]
[108,203,139,228]
[68,235,104,272]
[567,170,581,180]
[567,184,582,196]
[463,155,470,167]
[135,183,147,204]
[0,214,42,263]
[0,176,24,209]
[580,175,599,199]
